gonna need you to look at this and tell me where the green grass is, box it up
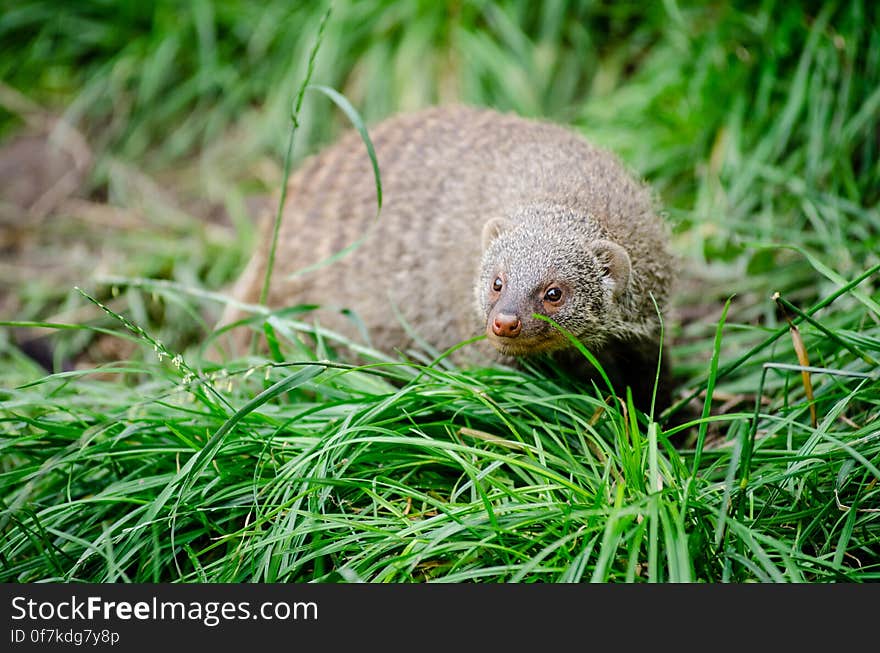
[1,0,879,582]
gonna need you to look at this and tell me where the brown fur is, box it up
[223,105,676,410]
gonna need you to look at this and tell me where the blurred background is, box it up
[1,0,878,376]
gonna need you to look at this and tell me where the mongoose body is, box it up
[226,105,675,408]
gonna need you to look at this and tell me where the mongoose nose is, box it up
[492,313,522,338]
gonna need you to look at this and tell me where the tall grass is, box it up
[1,1,879,582]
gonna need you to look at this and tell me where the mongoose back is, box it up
[225,105,675,410]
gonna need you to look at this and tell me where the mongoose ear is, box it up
[591,239,631,299]
[481,217,512,250]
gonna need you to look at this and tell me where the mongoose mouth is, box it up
[485,330,570,357]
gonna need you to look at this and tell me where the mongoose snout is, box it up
[490,312,522,338]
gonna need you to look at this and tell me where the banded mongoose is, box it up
[224,105,676,411]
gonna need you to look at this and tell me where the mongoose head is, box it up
[475,208,633,357]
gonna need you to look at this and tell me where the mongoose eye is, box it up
[492,277,503,292]
[544,287,563,303]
